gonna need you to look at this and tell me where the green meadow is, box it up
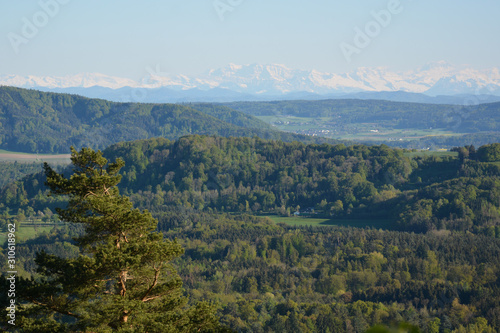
[265,215,393,229]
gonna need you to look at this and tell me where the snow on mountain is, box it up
[0,73,138,89]
[424,67,500,96]
[194,62,500,96]
[1,62,500,98]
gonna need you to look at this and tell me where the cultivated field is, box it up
[265,215,393,229]
[0,149,71,164]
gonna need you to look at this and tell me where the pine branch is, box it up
[27,297,82,319]
[141,265,162,302]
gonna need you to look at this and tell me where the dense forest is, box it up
[0,162,42,189]
[103,137,500,237]
[2,210,500,332]
[0,87,337,154]
[2,136,500,236]
[1,135,500,331]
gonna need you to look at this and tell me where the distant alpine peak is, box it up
[0,72,138,89]
[1,62,500,96]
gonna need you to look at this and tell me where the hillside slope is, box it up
[4,135,499,236]
[0,86,337,153]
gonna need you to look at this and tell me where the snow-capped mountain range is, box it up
[2,62,500,103]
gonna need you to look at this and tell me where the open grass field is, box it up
[340,128,461,141]
[0,149,71,164]
[256,115,317,123]
[265,215,394,229]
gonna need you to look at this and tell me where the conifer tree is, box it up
[19,147,226,332]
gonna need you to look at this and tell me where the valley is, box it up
[225,99,500,149]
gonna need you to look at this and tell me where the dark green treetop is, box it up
[18,147,226,332]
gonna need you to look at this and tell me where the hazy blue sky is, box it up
[1,0,499,79]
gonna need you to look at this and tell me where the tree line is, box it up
[2,136,500,236]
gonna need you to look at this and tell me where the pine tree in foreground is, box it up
[18,147,227,332]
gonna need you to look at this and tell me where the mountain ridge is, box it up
[2,62,500,103]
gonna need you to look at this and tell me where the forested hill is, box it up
[5,135,499,237]
[2,137,500,331]
[0,86,338,154]
[101,136,500,235]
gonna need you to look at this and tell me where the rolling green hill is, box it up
[0,86,338,154]
[3,135,499,236]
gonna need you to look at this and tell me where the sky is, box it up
[1,0,499,80]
